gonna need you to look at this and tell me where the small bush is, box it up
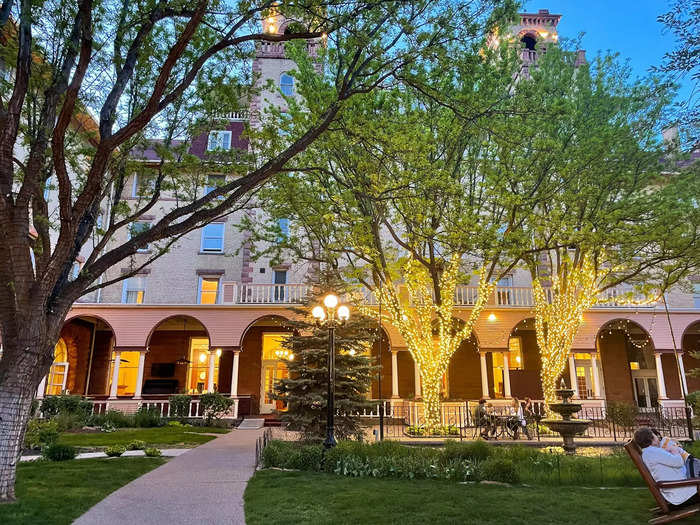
[443,440,492,462]
[105,445,126,457]
[480,457,519,484]
[126,440,146,451]
[168,395,192,421]
[144,447,162,457]
[100,422,117,433]
[102,410,134,428]
[199,392,234,424]
[41,394,92,421]
[605,401,639,430]
[54,411,85,432]
[42,443,77,461]
[29,399,40,419]
[133,406,164,428]
[24,419,60,449]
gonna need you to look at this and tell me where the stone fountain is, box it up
[540,379,592,455]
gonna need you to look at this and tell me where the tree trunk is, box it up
[0,365,41,502]
[421,374,442,431]
[0,325,58,502]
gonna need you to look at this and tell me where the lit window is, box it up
[186,338,220,394]
[108,350,140,396]
[201,223,225,252]
[199,277,220,304]
[45,339,69,395]
[508,336,523,370]
[280,73,294,96]
[207,130,232,151]
[204,175,226,197]
[128,221,151,252]
[122,276,146,304]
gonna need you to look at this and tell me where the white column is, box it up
[479,352,489,398]
[391,350,400,398]
[230,350,240,397]
[678,353,689,397]
[502,352,511,398]
[568,354,579,398]
[133,351,147,399]
[207,350,216,393]
[414,359,421,398]
[109,351,121,399]
[590,352,601,398]
[654,352,668,399]
[36,376,46,399]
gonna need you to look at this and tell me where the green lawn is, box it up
[0,458,165,525]
[58,425,229,448]
[245,470,656,525]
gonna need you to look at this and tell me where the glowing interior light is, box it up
[323,294,339,308]
[216,348,222,357]
[199,371,206,380]
[488,313,497,321]
[199,352,207,363]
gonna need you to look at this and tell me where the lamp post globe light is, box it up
[312,293,350,449]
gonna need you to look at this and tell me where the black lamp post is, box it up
[312,293,350,449]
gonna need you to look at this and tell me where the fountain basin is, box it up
[547,403,583,419]
[541,418,591,436]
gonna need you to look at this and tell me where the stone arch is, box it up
[238,314,293,349]
[145,314,212,349]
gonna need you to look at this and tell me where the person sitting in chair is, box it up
[476,397,496,440]
[635,426,700,508]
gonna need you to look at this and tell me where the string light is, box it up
[358,256,495,430]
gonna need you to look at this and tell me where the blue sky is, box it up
[522,1,692,104]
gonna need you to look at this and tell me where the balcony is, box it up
[216,282,657,308]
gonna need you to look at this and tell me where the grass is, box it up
[57,425,229,448]
[244,469,654,525]
[0,458,165,525]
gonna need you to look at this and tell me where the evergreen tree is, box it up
[273,272,379,442]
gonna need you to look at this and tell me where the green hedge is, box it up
[260,440,642,486]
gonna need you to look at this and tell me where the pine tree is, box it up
[273,273,379,442]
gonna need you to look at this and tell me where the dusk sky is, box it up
[522,1,693,105]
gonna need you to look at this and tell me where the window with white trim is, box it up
[280,73,294,96]
[43,176,51,201]
[128,221,151,252]
[201,223,225,252]
[198,276,220,304]
[277,218,289,240]
[131,173,156,198]
[122,276,146,304]
[69,261,80,281]
[207,130,232,151]
[694,283,700,309]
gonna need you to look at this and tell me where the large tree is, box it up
[514,46,700,403]
[0,0,458,500]
[247,18,579,430]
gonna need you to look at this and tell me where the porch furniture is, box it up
[142,379,179,395]
[624,440,700,524]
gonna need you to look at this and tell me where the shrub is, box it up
[262,440,324,471]
[102,410,134,428]
[144,447,162,457]
[443,440,492,462]
[100,422,117,433]
[54,411,85,432]
[479,457,519,484]
[24,419,60,449]
[605,401,639,430]
[199,392,234,424]
[168,395,192,421]
[41,394,92,421]
[126,440,147,451]
[29,399,40,419]
[133,406,164,428]
[42,443,77,461]
[105,445,126,457]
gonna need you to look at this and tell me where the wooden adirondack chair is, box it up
[625,440,700,524]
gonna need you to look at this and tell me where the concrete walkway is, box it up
[74,428,264,525]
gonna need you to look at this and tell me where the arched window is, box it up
[280,73,294,96]
[521,34,536,51]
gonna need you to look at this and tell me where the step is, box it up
[237,418,265,430]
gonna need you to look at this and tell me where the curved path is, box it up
[74,427,263,525]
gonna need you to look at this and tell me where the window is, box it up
[128,221,151,252]
[280,73,294,96]
[207,130,232,151]
[131,173,156,198]
[201,223,225,252]
[185,338,220,394]
[122,276,146,304]
[108,350,140,396]
[274,270,287,302]
[69,261,80,281]
[204,175,226,197]
[43,176,51,201]
[496,275,513,305]
[45,339,69,395]
[507,336,523,370]
[198,277,220,304]
[694,283,700,309]
[277,218,289,240]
